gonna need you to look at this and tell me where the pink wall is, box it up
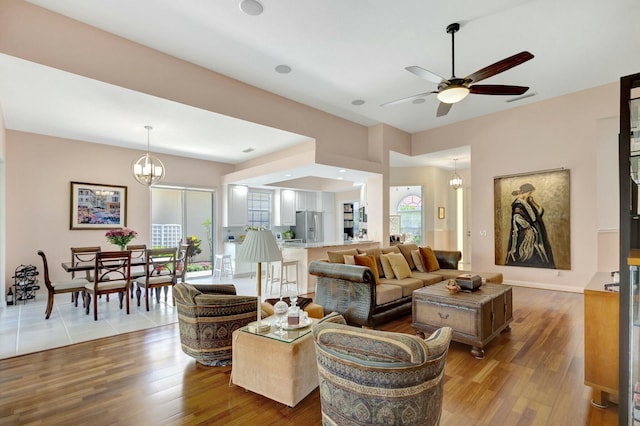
[411,83,619,291]
[5,131,233,284]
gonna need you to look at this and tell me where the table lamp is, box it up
[236,229,282,333]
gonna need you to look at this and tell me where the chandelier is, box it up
[132,125,165,186]
[449,158,463,190]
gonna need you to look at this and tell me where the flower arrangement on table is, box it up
[105,228,138,250]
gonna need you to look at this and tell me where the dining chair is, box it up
[84,251,131,320]
[134,247,178,311]
[126,243,147,297]
[70,246,101,280]
[177,243,190,283]
[37,250,89,319]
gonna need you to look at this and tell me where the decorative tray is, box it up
[282,318,312,330]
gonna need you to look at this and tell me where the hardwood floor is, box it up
[0,286,618,425]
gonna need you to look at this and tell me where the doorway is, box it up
[389,186,423,244]
[151,187,215,280]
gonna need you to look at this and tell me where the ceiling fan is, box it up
[381,23,534,117]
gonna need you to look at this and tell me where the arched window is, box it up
[397,195,422,243]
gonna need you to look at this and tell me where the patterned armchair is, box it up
[313,319,452,426]
[173,282,258,366]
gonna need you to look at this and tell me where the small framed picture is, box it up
[70,181,127,230]
[438,207,445,219]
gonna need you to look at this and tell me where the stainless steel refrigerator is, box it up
[293,211,323,243]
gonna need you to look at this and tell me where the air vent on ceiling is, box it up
[242,148,255,153]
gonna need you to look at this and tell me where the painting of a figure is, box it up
[494,169,570,270]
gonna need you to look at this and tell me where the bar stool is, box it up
[266,259,299,296]
[213,254,233,279]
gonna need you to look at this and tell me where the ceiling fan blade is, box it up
[406,66,445,84]
[464,51,534,84]
[470,85,530,96]
[380,91,437,107]
[436,102,452,117]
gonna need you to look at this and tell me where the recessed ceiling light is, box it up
[242,147,255,153]
[351,99,365,106]
[412,98,426,104]
[339,169,346,173]
[337,177,344,180]
[239,0,263,16]
[284,173,292,177]
[275,65,291,74]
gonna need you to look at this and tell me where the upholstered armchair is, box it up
[173,282,258,366]
[313,320,453,426]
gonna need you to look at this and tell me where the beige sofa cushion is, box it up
[381,246,401,254]
[387,252,412,280]
[379,253,395,279]
[410,271,446,286]
[375,284,403,305]
[327,249,359,264]
[344,255,356,265]
[397,243,418,270]
[411,249,426,272]
[379,277,423,297]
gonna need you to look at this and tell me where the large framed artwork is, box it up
[70,182,127,230]
[494,169,570,270]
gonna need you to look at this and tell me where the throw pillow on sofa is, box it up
[419,246,441,272]
[354,254,380,285]
[357,247,385,278]
[397,243,419,270]
[379,253,396,279]
[344,255,356,265]
[411,249,426,272]
[387,252,412,280]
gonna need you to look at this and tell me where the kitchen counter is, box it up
[279,240,376,249]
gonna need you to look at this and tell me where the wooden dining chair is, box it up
[134,247,178,311]
[70,246,101,280]
[126,244,147,297]
[177,243,190,283]
[84,251,131,320]
[37,250,89,319]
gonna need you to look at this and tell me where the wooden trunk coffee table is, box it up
[412,281,513,359]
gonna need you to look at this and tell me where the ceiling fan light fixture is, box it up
[437,86,470,104]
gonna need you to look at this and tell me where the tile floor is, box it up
[0,273,275,360]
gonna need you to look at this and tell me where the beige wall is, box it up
[5,131,233,284]
[410,83,619,292]
[0,0,370,163]
[0,0,624,295]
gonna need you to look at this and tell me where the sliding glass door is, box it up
[151,187,215,279]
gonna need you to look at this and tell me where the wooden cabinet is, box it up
[226,185,248,227]
[584,272,619,408]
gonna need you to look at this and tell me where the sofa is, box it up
[309,243,502,327]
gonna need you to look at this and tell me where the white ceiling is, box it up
[2,0,640,178]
